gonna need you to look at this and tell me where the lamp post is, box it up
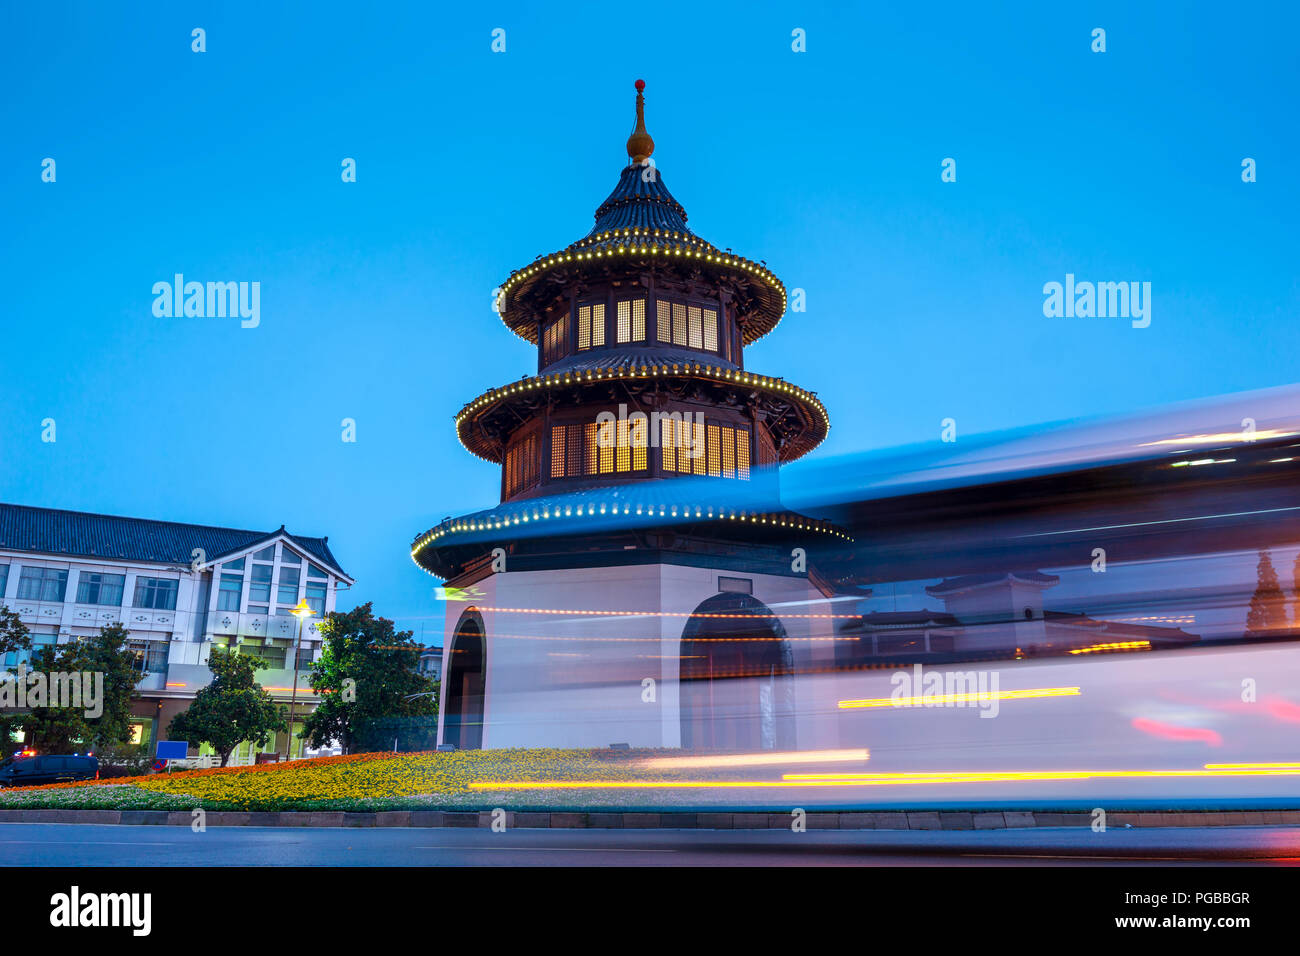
[283,599,314,763]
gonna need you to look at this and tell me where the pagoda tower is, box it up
[412,81,846,752]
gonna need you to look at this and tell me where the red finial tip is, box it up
[635,79,645,92]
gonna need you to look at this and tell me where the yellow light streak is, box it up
[838,686,1081,709]
[1069,640,1150,655]
[467,765,1300,791]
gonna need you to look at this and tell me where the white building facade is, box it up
[0,503,352,762]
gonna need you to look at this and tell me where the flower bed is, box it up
[0,749,742,812]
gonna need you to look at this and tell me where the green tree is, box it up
[1247,549,1288,637]
[169,648,286,767]
[24,623,139,752]
[0,606,33,747]
[302,603,437,754]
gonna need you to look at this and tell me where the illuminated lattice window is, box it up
[550,426,566,478]
[721,427,735,478]
[628,415,648,469]
[692,421,706,475]
[672,303,687,346]
[551,419,650,479]
[707,425,722,477]
[543,314,569,366]
[616,419,631,472]
[661,421,750,481]
[599,421,616,473]
[616,299,646,343]
[585,423,599,475]
[661,418,677,471]
[577,303,604,350]
[663,417,696,475]
[577,306,591,350]
[654,298,723,353]
[504,434,539,497]
[567,425,583,476]
[631,299,646,341]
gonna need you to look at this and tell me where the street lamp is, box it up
[283,599,314,763]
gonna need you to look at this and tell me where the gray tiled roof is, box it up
[0,503,348,579]
[542,347,741,376]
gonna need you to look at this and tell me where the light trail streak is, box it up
[838,686,1081,709]
[467,764,1300,791]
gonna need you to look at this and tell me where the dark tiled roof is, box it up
[1044,610,1198,642]
[542,347,740,376]
[411,477,849,578]
[498,162,787,347]
[585,165,695,242]
[0,503,349,579]
[925,571,1060,596]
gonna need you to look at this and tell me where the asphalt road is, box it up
[2,823,1299,865]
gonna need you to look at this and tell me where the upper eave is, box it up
[453,362,830,465]
[497,234,787,347]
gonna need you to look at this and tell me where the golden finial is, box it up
[626,79,654,164]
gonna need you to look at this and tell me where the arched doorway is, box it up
[443,609,486,750]
[679,592,795,751]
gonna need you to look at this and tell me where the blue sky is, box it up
[1,1,1296,640]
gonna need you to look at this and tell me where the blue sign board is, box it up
[155,740,188,760]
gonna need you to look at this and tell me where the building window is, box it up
[307,563,327,580]
[241,643,286,669]
[504,433,540,497]
[661,417,705,475]
[280,548,300,565]
[134,577,179,611]
[76,572,125,606]
[254,546,275,561]
[306,581,327,615]
[718,576,753,594]
[3,629,54,669]
[217,573,242,611]
[126,638,169,674]
[543,313,570,365]
[249,563,273,606]
[16,567,68,602]
[662,421,749,479]
[277,566,300,606]
[0,564,8,597]
[576,303,605,350]
[656,298,719,352]
[550,420,648,478]
[616,299,646,343]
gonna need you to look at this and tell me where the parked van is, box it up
[0,754,99,787]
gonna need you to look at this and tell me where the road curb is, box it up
[1,808,1300,829]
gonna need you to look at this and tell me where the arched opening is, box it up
[679,592,795,751]
[443,610,486,750]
